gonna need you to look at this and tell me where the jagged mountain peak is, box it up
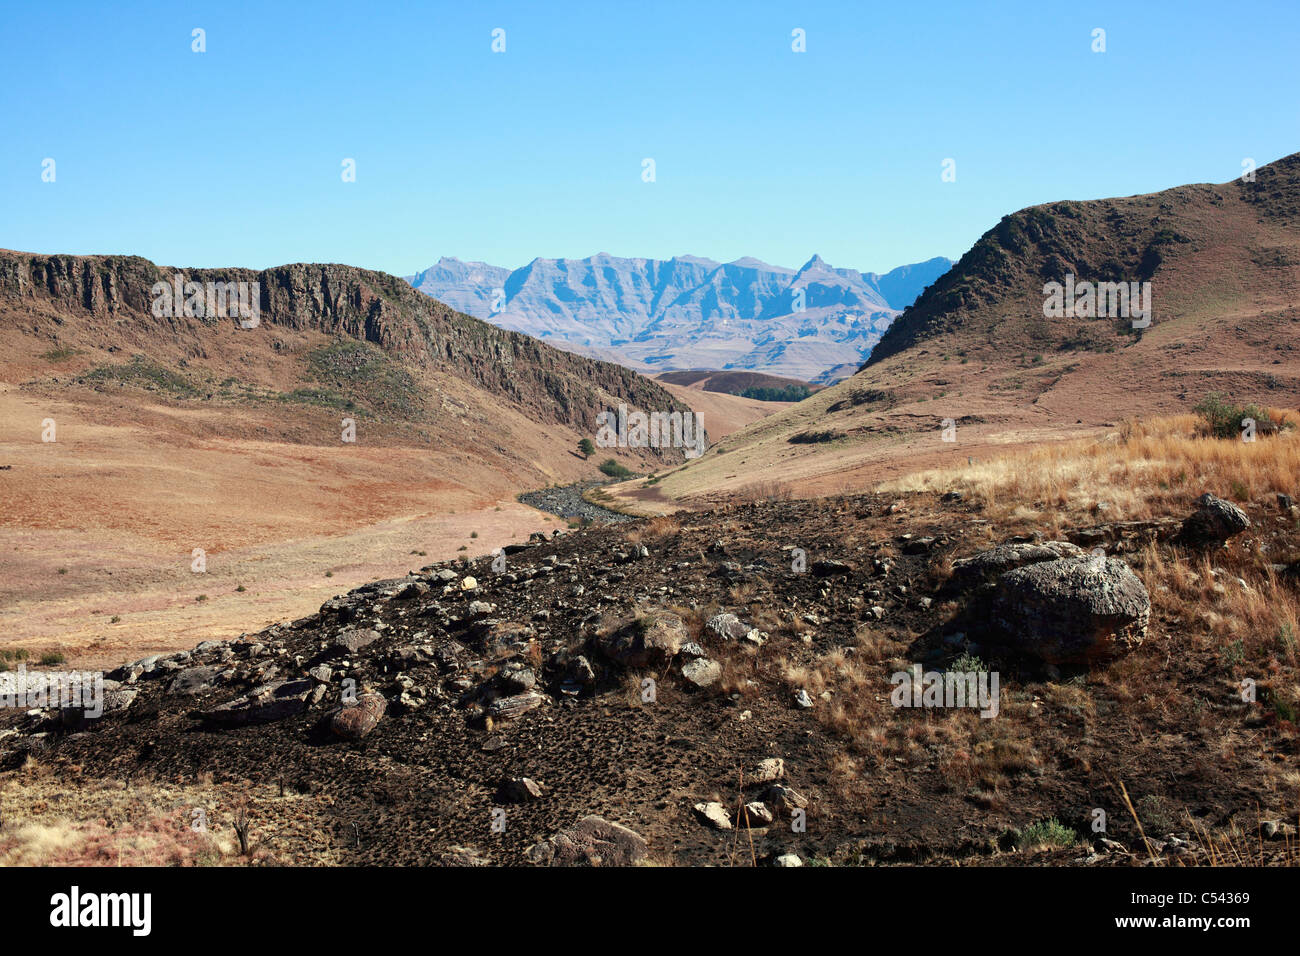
[408,252,953,382]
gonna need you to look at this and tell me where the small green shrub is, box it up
[1194,392,1277,440]
[1018,818,1077,849]
[598,459,633,479]
[949,652,988,673]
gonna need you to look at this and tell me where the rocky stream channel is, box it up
[517,480,639,524]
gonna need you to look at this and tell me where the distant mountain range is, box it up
[405,253,953,383]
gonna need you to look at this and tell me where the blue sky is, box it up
[2,0,1297,276]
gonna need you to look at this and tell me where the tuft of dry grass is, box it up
[627,515,682,545]
[735,480,795,504]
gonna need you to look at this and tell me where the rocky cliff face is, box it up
[0,251,691,441]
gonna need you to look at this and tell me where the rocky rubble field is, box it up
[2,491,1297,866]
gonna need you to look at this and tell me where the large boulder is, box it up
[994,556,1150,663]
[1180,493,1250,545]
[949,541,1087,588]
[535,815,649,866]
[596,611,686,668]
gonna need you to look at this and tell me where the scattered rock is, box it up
[102,687,139,714]
[1262,820,1296,840]
[901,537,935,555]
[694,801,733,830]
[488,692,546,720]
[497,662,536,693]
[333,628,381,654]
[793,689,814,710]
[1180,493,1250,544]
[566,655,595,686]
[330,692,387,740]
[499,776,544,802]
[542,815,648,866]
[763,784,808,814]
[465,600,495,620]
[753,758,785,783]
[200,679,313,726]
[167,665,224,696]
[394,580,430,600]
[774,853,804,867]
[596,610,686,667]
[705,612,750,641]
[681,658,721,689]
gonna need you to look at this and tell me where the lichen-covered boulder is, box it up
[950,541,1087,588]
[994,556,1150,663]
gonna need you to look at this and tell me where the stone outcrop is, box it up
[595,611,686,668]
[1179,493,1250,545]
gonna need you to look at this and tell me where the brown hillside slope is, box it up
[0,253,689,440]
[610,153,1300,509]
[0,253,689,667]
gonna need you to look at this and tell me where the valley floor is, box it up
[0,387,569,671]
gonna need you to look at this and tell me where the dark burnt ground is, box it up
[3,491,1297,866]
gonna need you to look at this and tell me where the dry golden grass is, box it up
[735,480,796,504]
[880,411,1300,528]
[0,763,236,866]
[750,605,793,639]
[726,581,758,605]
